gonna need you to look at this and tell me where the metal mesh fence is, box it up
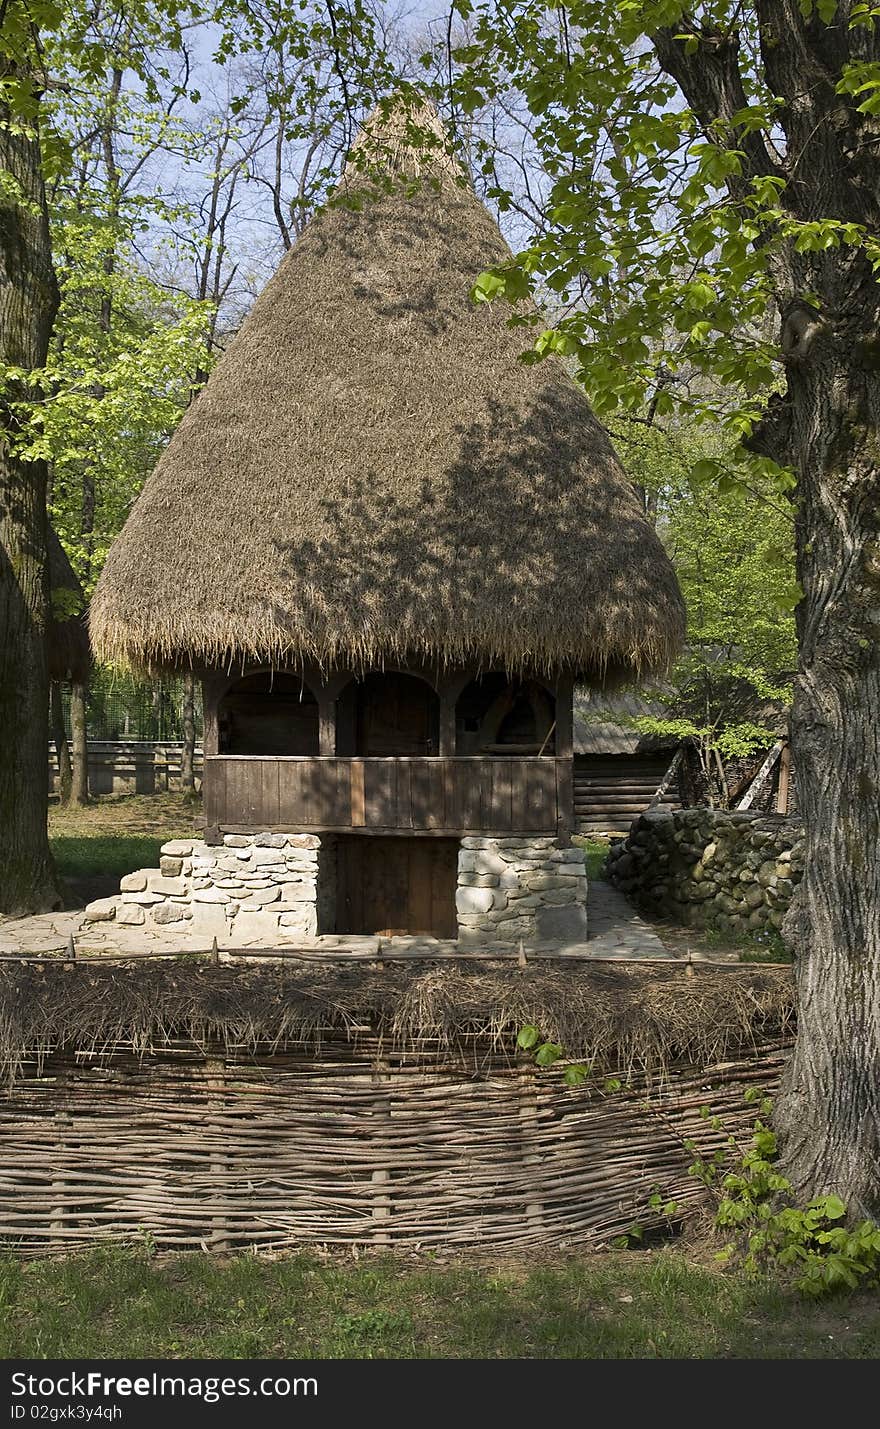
[55,669,203,742]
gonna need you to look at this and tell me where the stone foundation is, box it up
[605,808,804,935]
[88,831,589,946]
[86,832,324,941]
[456,835,588,945]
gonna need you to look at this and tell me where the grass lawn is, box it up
[48,793,202,905]
[0,1246,877,1359]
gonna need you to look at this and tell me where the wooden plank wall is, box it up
[204,756,564,834]
[335,837,459,937]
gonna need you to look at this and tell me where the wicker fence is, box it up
[0,1029,789,1254]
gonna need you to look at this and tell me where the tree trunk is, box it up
[773,289,880,1216]
[50,682,72,804]
[181,671,196,792]
[69,680,89,805]
[0,65,61,914]
[653,0,880,1215]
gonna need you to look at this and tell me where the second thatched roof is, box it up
[90,99,684,681]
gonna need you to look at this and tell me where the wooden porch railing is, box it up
[204,755,571,836]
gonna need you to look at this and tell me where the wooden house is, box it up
[90,100,683,945]
[573,690,680,833]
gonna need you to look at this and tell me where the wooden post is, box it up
[737,740,783,810]
[201,676,223,757]
[206,1055,231,1252]
[201,675,225,843]
[555,674,574,838]
[648,746,683,808]
[437,671,470,758]
[318,694,337,757]
[554,675,574,758]
[775,741,792,814]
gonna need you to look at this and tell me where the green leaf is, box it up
[517,1024,540,1050]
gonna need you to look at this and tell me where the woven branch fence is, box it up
[0,959,794,1254]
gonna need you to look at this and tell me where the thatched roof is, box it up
[0,957,793,1088]
[48,526,89,684]
[90,97,685,680]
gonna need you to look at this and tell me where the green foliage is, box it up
[612,1191,681,1249]
[441,0,879,493]
[689,1094,880,1297]
[615,420,797,772]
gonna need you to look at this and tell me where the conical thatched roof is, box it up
[48,526,89,684]
[90,98,684,680]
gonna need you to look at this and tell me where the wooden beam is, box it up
[554,674,574,759]
[775,741,792,814]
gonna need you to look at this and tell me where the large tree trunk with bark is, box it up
[0,67,61,914]
[655,1,880,1212]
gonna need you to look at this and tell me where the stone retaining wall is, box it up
[456,836,587,945]
[86,833,324,941]
[87,831,589,946]
[604,808,804,935]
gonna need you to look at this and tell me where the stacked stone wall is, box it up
[605,808,804,934]
[86,832,322,940]
[456,836,587,945]
[88,831,589,946]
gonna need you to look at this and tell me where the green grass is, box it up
[575,837,612,881]
[0,1247,877,1359]
[46,793,201,897]
[50,834,170,884]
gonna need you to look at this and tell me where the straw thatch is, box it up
[0,957,793,1088]
[47,526,89,684]
[90,97,684,681]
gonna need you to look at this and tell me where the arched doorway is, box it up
[218,672,319,755]
[455,673,555,755]
[336,671,440,757]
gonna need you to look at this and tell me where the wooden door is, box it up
[356,673,437,756]
[336,837,458,937]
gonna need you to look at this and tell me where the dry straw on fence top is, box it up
[0,957,793,1087]
[90,96,684,682]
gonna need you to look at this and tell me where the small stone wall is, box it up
[88,831,588,946]
[605,808,804,934]
[456,836,588,945]
[86,833,324,941]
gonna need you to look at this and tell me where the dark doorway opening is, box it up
[455,673,555,755]
[335,836,458,938]
[218,673,319,755]
[336,671,440,756]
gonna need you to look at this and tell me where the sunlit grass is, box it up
[0,1247,876,1359]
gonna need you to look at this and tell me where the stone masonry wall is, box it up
[87,831,589,946]
[456,836,588,946]
[605,808,804,935]
[85,832,324,941]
